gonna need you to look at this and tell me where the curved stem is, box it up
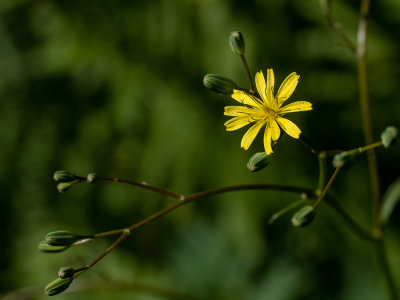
[97,177,184,200]
[325,196,375,241]
[184,184,315,201]
[96,183,316,237]
[75,183,316,276]
[240,55,255,92]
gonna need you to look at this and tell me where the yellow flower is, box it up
[224,69,312,155]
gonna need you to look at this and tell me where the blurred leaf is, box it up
[380,177,400,226]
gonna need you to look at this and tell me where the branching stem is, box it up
[313,168,340,209]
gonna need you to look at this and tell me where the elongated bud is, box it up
[381,126,398,148]
[46,231,79,246]
[291,205,315,227]
[38,241,69,253]
[53,170,78,183]
[58,267,75,279]
[57,182,72,193]
[45,277,73,296]
[203,74,238,95]
[247,152,273,172]
[332,152,355,170]
[229,31,245,55]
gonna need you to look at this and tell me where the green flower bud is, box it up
[38,240,69,253]
[46,231,79,247]
[291,205,315,227]
[381,126,398,148]
[57,182,72,193]
[332,152,355,170]
[203,74,238,95]
[58,267,75,279]
[87,172,98,183]
[53,170,78,183]
[247,152,273,172]
[45,277,73,296]
[229,31,245,55]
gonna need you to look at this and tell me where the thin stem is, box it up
[313,168,340,209]
[357,0,380,227]
[184,184,316,201]
[96,177,316,203]
[317,152,327,195]
[74,230,130,277]
[347,141,383,156]
[299,134,319,155]
[240,55,255,92]
[325,196,375,241]
[324,141,383,158]
[375,240,399,300]
[97,177,184,200]
[77,183,316,274]
[94,184,316,238]
[268,198,306,224]
[321,0,357,54]
[357,1,398,297]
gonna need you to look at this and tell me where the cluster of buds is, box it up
[38,230,91,253]
[44,266,76,296]
[39,230,92,295]
[53,170,98,192]
[202,31,245,96]
[53,170,81,193]
[203,32,275,173]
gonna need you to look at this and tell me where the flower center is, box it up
[261,105,276,117]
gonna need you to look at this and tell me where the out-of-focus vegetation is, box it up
[0,0,399,299]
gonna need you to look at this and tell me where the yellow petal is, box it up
[231,90,262,108]
[266,69,275,109]
[276,72,299,107]
[255,71,267,103]
[224,116,253,131]
[224,106,255,117]
[240,120,265,150]
[278,101,313,114]
[263,126,273,155]
[270,118,281,141]
[275,116,301,139]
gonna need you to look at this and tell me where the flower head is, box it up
[224,69,312,154]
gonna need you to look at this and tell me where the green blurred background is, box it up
[1,0,399,299]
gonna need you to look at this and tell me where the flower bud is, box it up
[53,170,78,183]
[46,231,79,247]
[229,31,245,55]
[332,152,355,170]
[381,126,398,148]
[57,182,72,193]
[291,205,315,227]
[45,277,73,296]
[58,267,75,279]
[247,152,273,172]
[38,240,69,253]
[86,172,98,183]
[203,74,238,95]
